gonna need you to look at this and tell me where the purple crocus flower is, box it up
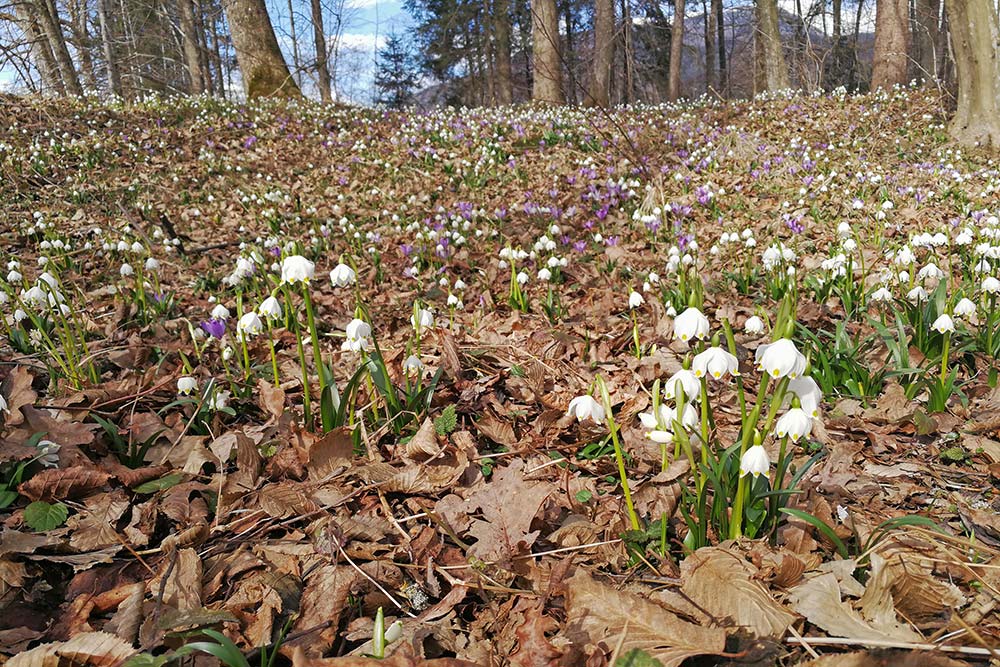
[200,319,226,339]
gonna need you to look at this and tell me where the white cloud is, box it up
[337,32,386,50]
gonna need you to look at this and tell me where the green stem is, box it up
[598,377,640,532]
[940,331,951,387]
[266,321,280,387]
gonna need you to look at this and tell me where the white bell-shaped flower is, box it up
[662,369,701,402]
[954,298,977,318]
[744,316,765,335]
[342,318,372,352]
[775,407,813,442]
[177,376,198,395]
[567,395,605,423]
[280,255,315,284]
[673,307,710,342]
[787,376,822,418]
[258,296,282,320]
[755,339,807,379]
[237,312,263,337]
[330,263,356,287]
[628,291,644,309]
[739,445,770,478]
[931,314,955,334]
[692,347,739,380]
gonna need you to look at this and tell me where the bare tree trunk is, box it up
[309,0,332,102]
[178,0,204,93]
[561,0,577,103]
[531,0,564,102]
[668,0,684,100]
[69,0,97,90]
[622,0,634,102]
[754,0,790,92]
[95,0,122,95]
[195,0,214,93]
[714,0,726,92]
[14,2,65,94]
[34,0,83,95]
[945,0,1000,145]
[871,0,911,88]
[495,0,514,103]
[913,0,940,80]
[588,0,614,105]
[286,0,302,85]
[221,0,300,97]
[704,0,717,91]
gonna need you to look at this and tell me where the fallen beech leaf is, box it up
[291,643,480,667]
[307,426,354,480]
[2,366,36,427]
[19,466,110,502]
[788,571,923,643]
[67,491,130,551]
[509,599,560,666]
[405,418,442,460]
[258,379,286,420]
[463,459,551,565]
[564,569,726,667]
[681,547,797,637]
[7,631,135,667]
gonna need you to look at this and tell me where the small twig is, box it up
[785,636,996,656]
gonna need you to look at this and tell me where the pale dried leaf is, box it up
[565,569,726,667]
[788,572,922,643]
[405,418,441,460]
[7,631,135,667]
[307,426,353,480]
[19,466,110,502]
[681,547,797,637]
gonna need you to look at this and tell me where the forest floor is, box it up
[1,88,999,667]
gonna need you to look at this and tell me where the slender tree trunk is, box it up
[588,0,614,105]
[714,0,726,92]
[95,0,121,95]
[754,0,790,92]
[34,0,83,95]
[913,0,940,80]
[622,0,634,102]
[531,0,564,102]
[221,0,300,97]
[495,0,514,103]
[178,0,204,93]
[945,0,1000,145]
[704,0,717,92]
[195,0,214,93]
[871,0,911,88]
[70,0,97,90]
[15,2,65,94]
[310,0,332,102]
[668,0,684,100]
[286,0,302,85]
[561,0,577,103]
[209,5,226,96]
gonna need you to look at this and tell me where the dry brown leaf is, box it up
[104,582,146,644]
[463,459,551,565]
[794,651,968,667]
[258,379,286,420]
[258,481,318,518]
[19,466,110,502]
[475,412,517,446]
[2,366,37,427]
[7,631,135,667]
[788,571,923,643]
[286,563,361,655]
[509,599,561,667]
[67,491,130,551]
[307,426,354,480]
[681,547,797,637]
[405,418,442,460]
[158,548,203,611]
[564,569,726,667]
[291,643,481,667]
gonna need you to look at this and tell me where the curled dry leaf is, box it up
[788,571,923,644]
[19,466,111,502]
[306,426,354,480]
[680,547,798,638]
[7,631,135,667]
[564,569,726,667]
[405,418,442,460]
[1,366,36,427]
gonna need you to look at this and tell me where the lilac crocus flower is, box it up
[200,319,226,339]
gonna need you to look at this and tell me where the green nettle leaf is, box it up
[939,446,967,463]
[614,649,665,667]
[24,501,69,531]
[133,473,185,494]
[434,405,458,435]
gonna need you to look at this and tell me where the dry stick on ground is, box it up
[785,637,995,657]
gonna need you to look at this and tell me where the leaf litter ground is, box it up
[0,89,999,666]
